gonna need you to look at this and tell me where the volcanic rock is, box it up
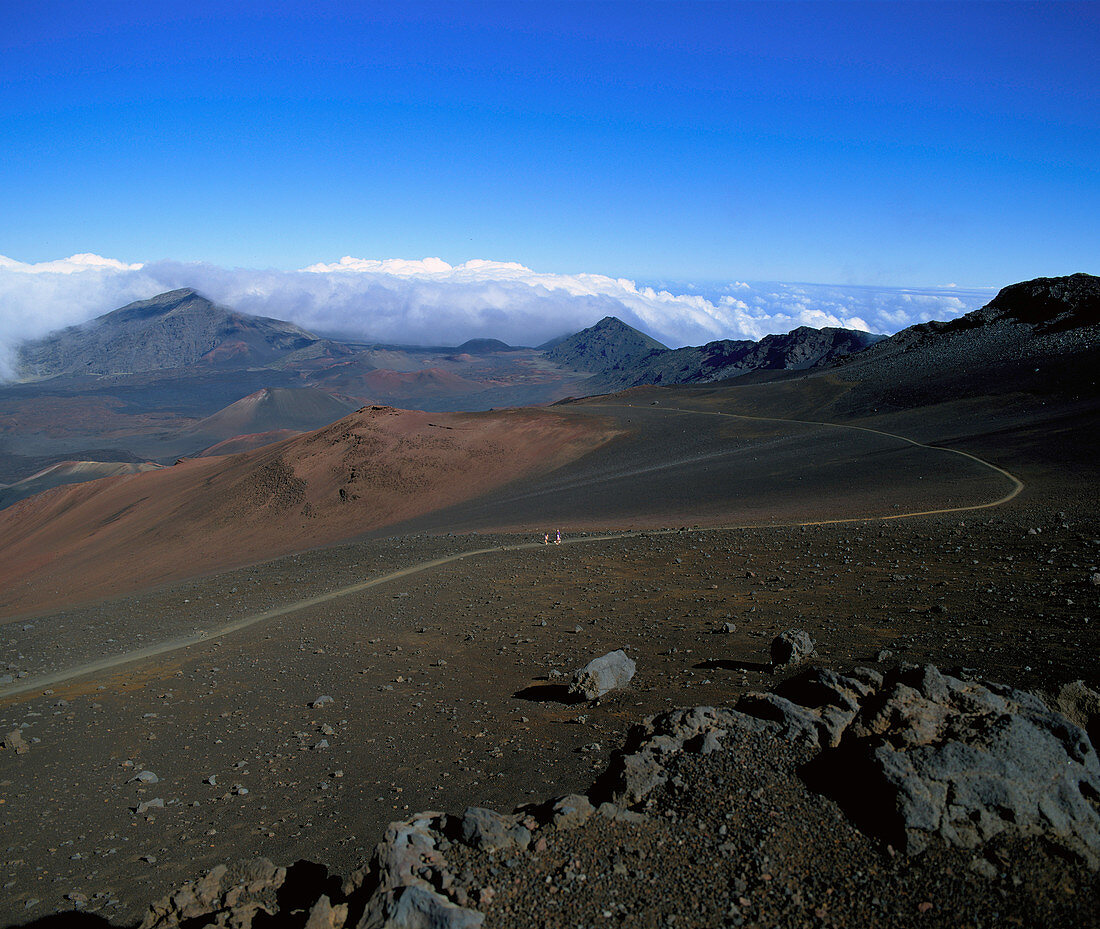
[2,729,29,754]
[822,665,1100,863]
[140,858,287,929]
[769,629,816,666]
[1054,679,1100,760]
[138,664,1100,929]
[457,807,532,851]
[567,649,637,700]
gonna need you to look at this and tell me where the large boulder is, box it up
[770,629,815,667]
[567,649,636,700]
[599,664,1100,868]
[1055,679,1100,748]
[826,666,1100,863]
[456,807,531,851]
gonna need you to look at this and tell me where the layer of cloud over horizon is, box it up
[0,254,992,379]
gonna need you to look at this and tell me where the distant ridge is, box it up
[0,460,163,510]
[455,338,513,354]
[546,315,884,390]
[16,288,320,379]
[982,272,1100,329]
[829,272,1100,412]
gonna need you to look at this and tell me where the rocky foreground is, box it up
[138,664,1100,929]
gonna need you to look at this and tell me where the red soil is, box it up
[0,405,617,618]
[195,429,303,456]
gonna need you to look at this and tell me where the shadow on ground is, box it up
[513,683,586,704]
[695,659,772,673]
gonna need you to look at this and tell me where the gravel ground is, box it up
[450,726,1099,929]
[1,498,1097,925]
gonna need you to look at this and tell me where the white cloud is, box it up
[0,253,145,274]
[0,253,994,380]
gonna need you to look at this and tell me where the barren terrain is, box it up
[0,365,1097,925]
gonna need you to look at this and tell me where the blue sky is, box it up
[1,1,1097,289]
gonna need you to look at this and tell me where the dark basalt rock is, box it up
[769,628,816,667]
[983,272,1100,330]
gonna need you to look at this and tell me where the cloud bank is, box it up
[0,253,993,379]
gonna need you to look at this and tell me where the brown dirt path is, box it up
[0,408,1022,701]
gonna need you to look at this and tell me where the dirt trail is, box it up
[0,409,1023,700]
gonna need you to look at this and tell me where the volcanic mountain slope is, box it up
[543,316,670,373]
[0,405,619,616]
[614,325,884,389]
[616,272,1100,493]
[824,271,1100,417]
[545,315,884,391]
[0,459,163,510]
[185,387,361,445]
[16,288,320,378]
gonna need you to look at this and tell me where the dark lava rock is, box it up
[984,272,1100,330]
[769,628,816,667]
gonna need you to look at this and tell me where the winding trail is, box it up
[0,408,1023,699]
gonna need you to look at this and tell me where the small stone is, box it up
[2,730,29,755]
[550,794,595,829]
[133,798,164,815]
[129,770,158,784]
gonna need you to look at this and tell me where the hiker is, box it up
[543,533,549,545]
[555,529,562,545]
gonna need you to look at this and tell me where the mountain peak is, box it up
[102,288,212,324]
[17,289,320,380]
[984,272,1099,329]
[544,316,668,375]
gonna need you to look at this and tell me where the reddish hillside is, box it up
[0,406,617,617]
[195,429,303,457]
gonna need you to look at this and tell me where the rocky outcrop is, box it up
[138,665,1100,928]
[825,666,1100,861]
[983,272,1100,330]
[601,664,1100,865]
[139,858,288,929]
